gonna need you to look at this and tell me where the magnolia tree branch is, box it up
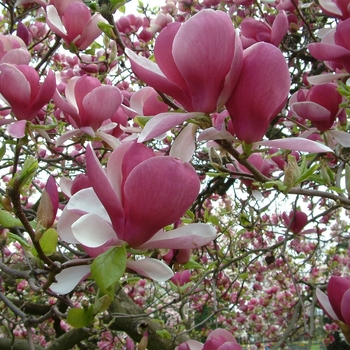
[107,288,190,350]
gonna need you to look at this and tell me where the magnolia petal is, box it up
[328,276,350,323]
[123,157,200,247]
[319,0,343,16]
[291,101,331,122]
[170,124,198,162]
[138,224,216,250]
[126,48,193,111]
[138,112,203,143]
[72,213,117,248]
[49,265,91,295]
[46,5,67,36]
[218,344,242,350]
[256,138,333,153]
[95,130,121,149]
[1,48,31,65]
[126,258,173,281]
[55,129,83,147]
[76,13,105,50]
[326,130,350,147]
[341,289,350,326]
[316,288,339,320]
[207,329,237,343]
[7,120,27,138]
[177,340,203,350]
[307,73,349,85]
[86,145,125,232]
[60,177,73,198]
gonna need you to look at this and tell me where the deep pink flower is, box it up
[226,42,290,144]
[46,0,105,50]
[290,83,344,131]
[0,34,31,64]
[177,329,242,350]
[126,9,243,113]
[52,142,216,294]
[54,75,122,131]
[317,276,350,339]
[308,18,350,73]
[282,210,308,234]
[0,64,56,121]
[240,11,288,49]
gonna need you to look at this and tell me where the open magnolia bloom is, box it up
[317,276,350,343]
[51,142,216,294]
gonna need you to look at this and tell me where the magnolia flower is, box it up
[240,11,288,49]
[308,18,350,73]
[0,34,31,64]
[51,142,216,294]
[226,42,291,144]
[126,9,243,114]
[53,75,122,146]
[0,64,56,121]
[177,329,242,350]
[318,0,350,20]
[282,210,308,234]
[46,0,106,50]
[317,276,350,342]
[290,83,344,132]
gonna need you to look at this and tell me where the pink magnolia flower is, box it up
[308,18,350,73]
[240,11,289,49]
[177,329,242,350]
[282,210,308,234]
[54,75,122,132]
[46,0,106,50]
[226,42,290,144]
[0,34,31,64]
[53,75,122,147]
[51,142,216,294]
[317,276,350,341]
[0,64,56,121]
[290,83,344,132]
[126,9,243,114]
[318,0,350,20]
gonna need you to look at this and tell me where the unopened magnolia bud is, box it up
[283,155,300,192]
[1,195,12,211]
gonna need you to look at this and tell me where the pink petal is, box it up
[307,73,350,85]
[55,129,83,147]
[172,9,238,113]
[86,145,125,233]
[341,289,350,326]
[1,48,31,65]
[7,120,27,138]
[308,42,350,61]
[72,213,117,248]
[138,224,216,250]
[125,48,194,111]
[177,340,203,350]
[291,101,331,121]
[50,265,91,295]
[327,130,350,147]
[82,85,122,129]
[170,124,197,162]
[138,112,203,143]
[328,276,350,323]
[46,5,67,37]
[226,42,290,143]
[256,137,333,153]
[76,13,105,50]
[316,288,339,320]
[207,329,238,343]
[0,64,31,120]
[126,258,173,281]
[123,157,200,247]
[271,10,289,46]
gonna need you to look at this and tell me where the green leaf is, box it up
[156,329,172,340]
[183,259,202,269]
[134,116,152,127]
[297,164,319,184]
[97,22,115,39]
[93,294,112,314]
[18,157,38,189]
[38,228,58,256]
[91,246,127,294]
[67,306,94,328]
[0,143,6,161]
[0,211,23,228]
[7,232,31,249]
